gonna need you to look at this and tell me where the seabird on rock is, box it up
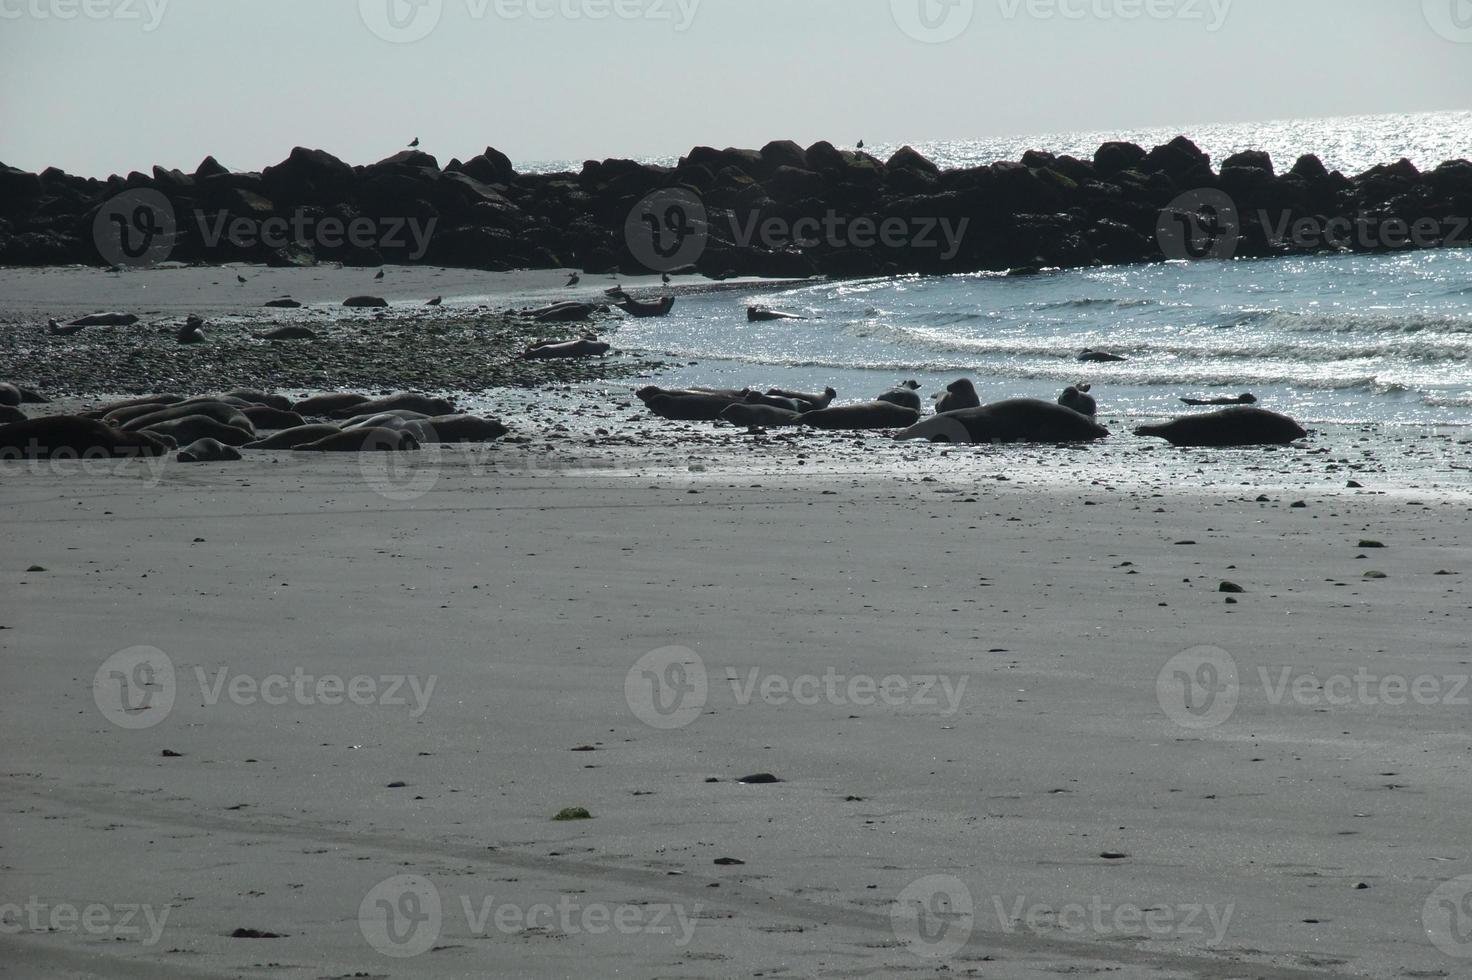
[236,274,247,284]
[374,269,385,280]
[566,272,581,287]
[409,137,420,148]
[857,139,865,150]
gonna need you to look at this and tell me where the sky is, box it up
[1,0,1469,177]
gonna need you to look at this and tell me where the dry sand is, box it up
[2,266,1471,979]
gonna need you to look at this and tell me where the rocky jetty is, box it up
[3,138,1469,276]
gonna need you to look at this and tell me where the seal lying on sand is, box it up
[721,403,801,428]
[178,438,242,463]
[742,391,804,412]
[240,406,307,431]
[1058,384,1097,416]
[1079,348,1127,363]
[294,427,420,452]
[0,383,22,407]
[95,394,183,416]
[341,410,429,428]
[1135,408,1306,447]
[766,387,837,411]
[646,393,742,422]
[0,406,27,425]
[256,326,319,341]
[528,302,595,323]
[934,379,981,414]
[877,381,923,412]
[294,393,370,416]
[799,402,921,430]
[142,415,255,447]
[224,390,292,411]
[409,415,508,443]
[523,337,611,360]
[1181,393,1257,406]
[327,393,454,419]
[896,399,1110,444]
[122,402,254,433]
[243,424,343,449]
[69,312,139,327]
[0,416,172,458]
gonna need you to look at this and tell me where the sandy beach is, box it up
[2,266,1470,979]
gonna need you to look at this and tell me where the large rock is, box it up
[1093,141,1147,178]
[1142,136,1213,182]
[760,140,808,172]
[261,147,356,201]
[1221,150,1274,176]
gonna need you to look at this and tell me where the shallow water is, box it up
[610,248,1472,427]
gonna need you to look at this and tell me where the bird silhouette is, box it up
[566,272,581,287]
[375,269,385,280]
[604,284,624,297]
[409,137,420,148]
[662,272,671,284]
[236,274,247,284]
[857,139,865,150]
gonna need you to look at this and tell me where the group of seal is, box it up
[635,372,1310,449]
[0,387,508,463]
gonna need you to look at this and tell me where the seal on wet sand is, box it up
[294,427,421,452]
[1181,393,1257,407]
[1058,385,1097,416]
[240,406,308,431]
[896,399,1110,444]
[877,382,923,412]
[721,403,801,428]
[243,424,343,450]
[1079,348,1127,363]
[223,390,293,411]
[255,326,319,341]
[178,438,243,463]
[766,387,837,411]
[523,337,611,360]
[934,379,981,414]
[798,402,921,430]
[409,415,509,443]
[293,393,370,417]
[1135,408,1307,447]
[0,406,27,425]
[0,416,172,459]
[121,402,254,433]
[140,415,256,447]
[326,393,454,419]
[646,393,743,422]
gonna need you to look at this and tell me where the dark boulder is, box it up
[1093,142,1147,178]
[760,140,808,173]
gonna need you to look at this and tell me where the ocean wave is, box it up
[1230,309,1472,335]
